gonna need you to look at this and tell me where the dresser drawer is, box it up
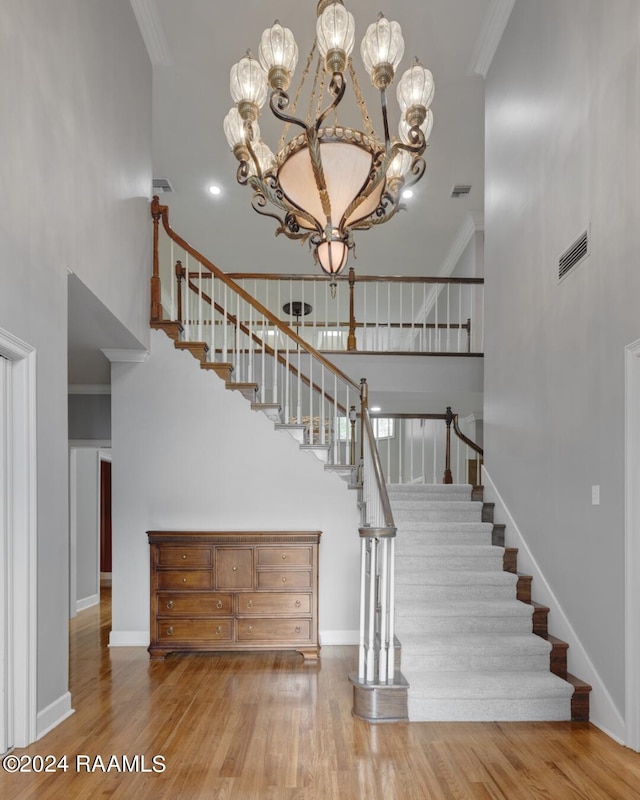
[156,592,232,616]
[237,618,311,642]
[156,546,212,567]
[237,593,311,615]
[215,547,253,589]
[257,547,311,567]
[256,570,311,590]
[157,570,212,590]
[157,619,233,642]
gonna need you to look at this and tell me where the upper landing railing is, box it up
[201,270,485,356]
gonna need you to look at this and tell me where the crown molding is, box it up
[101,349,149,363]
[129,0,172,67]
[467,0,516,78]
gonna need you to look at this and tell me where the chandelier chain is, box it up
[348,58,375,138]
[278,41,317,152]
[315,67,327,123]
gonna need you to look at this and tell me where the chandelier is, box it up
[224,0,434,276]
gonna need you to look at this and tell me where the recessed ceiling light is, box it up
[402,189,413,199]
[371,406,382,412]
[208,184,222,196]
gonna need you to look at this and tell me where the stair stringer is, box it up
[109,328,361,646]
[482,468,623,740]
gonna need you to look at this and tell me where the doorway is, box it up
[0,329,37,750]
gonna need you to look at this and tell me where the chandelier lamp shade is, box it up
[224,1,434,276]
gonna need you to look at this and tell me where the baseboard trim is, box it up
[36,692,74,740]
[319,630,359,646]
[109,631,149,647]
[483,467,625,741]
[76,594,99,613]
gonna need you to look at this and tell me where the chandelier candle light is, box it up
[224,0,434,276]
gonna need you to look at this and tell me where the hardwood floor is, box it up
[2,588,639,799]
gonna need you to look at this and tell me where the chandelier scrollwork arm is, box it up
[315,71,346,131]
[269,89,309,133]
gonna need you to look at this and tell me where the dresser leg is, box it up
[297,647,320,662]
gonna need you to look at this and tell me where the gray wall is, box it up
[110,331,361,644]
[485,0,640,724]
[68,395,112,441]
[0,0,151,730]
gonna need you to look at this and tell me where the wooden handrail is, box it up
[183,273,347,415]
[360,379,395,530]
[449,406,484,457]
[224,272,485,285]
[150,197,360,395]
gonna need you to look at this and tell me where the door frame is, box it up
[0,328,37,749]
[625,338,640,752]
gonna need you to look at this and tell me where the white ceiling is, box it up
[142,0,512,278]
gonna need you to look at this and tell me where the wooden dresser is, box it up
[147,530,320,661]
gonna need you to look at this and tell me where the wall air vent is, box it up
[451,184,472,198]
[152,178,173,193]
[559,228,589,281]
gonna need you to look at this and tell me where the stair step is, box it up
[150,320,183,341]
[566,673,592,722]
[274,423,306,444]
[392,500,483,523]
[395,599,534,635]
[396,570,517,601]
[300,444,331,464]
[387,486,473,502]
[226,382,258,401]
[405,670,573,722]
[175,340,209,362]
[201,361,233,382]
[396,546,504,573]
[399,633,552,673]
[251,402,281,422]
[324,464,357,483]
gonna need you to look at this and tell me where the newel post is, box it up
[347,267,357,351]
[443,406,454,484]
[150,196,164,323]
[360,377,368,468]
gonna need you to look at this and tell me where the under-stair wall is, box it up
[109,329,361,647]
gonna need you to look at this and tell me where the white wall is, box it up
[110,331,362,645]
[0,0,151,736]
[69,449,100,613]
[485,0,640,735]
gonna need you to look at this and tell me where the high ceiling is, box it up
[143,0,511,278]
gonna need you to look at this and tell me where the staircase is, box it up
[390,483,590,721]
[149,198,591,725]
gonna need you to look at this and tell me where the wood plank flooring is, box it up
[2,588,639,799]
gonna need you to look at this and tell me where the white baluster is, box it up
[198,261,202,342]
[210,275,215,361]
[411,283,415,352]
[358,537,367,681]
[333,374,339,465]
[184,252,190,340]
[458,284,463,353]
[399,282,403,352]
[170,240,175,321]
[366,540,376,683]
[223,283,228,363]
[387,537,396,680]
[432,419,437,484]
[387,283,391,353]
[379,538,389,682]
[446,283,451,353]
[434,281,439,353]
[410,418,414,483]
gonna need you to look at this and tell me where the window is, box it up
[337,416,395,440]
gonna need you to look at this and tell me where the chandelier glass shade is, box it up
[224,1,434,276]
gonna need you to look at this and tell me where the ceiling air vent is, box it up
[559,228,589,281]
[451,184,472,198]
[152,178,173,193]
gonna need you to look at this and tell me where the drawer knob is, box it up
[167,626,174,636]
[215,626,222,635]
[232,566,237,571]
[216,600,223,609]
[282,554,287,560]
[166,600,175,610]
[247,600,254,609]
[246,626,253,634]
[295,626,301,634]
[182,554,187,560]
[182,578,187,583]
[295,600,301,608]
[282,577,287,583]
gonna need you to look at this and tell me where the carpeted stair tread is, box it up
[399,632,552,657]
[396,569,517,587]
[397,599,533,619]
[405,670,574,701]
